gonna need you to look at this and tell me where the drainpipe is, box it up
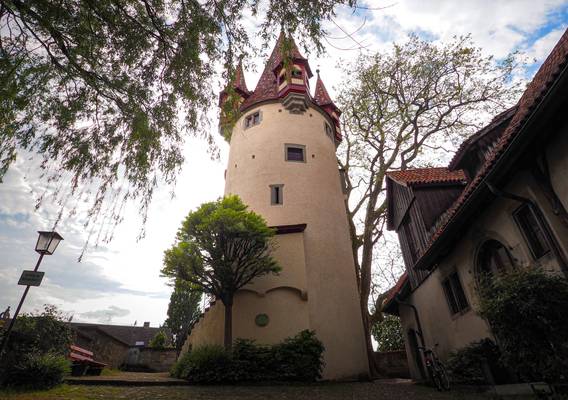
[395,295,425,348]
[486,182,568,277]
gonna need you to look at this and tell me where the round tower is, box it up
[219,34,369,380]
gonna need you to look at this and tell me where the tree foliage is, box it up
[164,280,202,355]
[0,0,354,242]
[0,305,72,387]
[161,195,280,348]
[336,34,522,369]
[371,314,404,352]
[478,268,568,382]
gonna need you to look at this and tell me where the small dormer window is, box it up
[244,111,261,129]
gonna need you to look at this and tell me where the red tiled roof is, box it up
[383,272,408,312]
[416,27,568,269]
[448,106,517,170]
[313,73,334,107]
[240,33,312,112]
[386,167,467,186]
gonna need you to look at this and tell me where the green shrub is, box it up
[3,353,71,389]
[478,268,568,382]
[271,330,325,381]
[446,339,505,385]
[0,305,72,387]
[371,315,405,352]
[149,330,168,349]
[171,345,232,383]
[170,330,324,383]
[232,339,272,381]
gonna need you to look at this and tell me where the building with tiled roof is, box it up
[382,28,568,382]
[184,33,370,380]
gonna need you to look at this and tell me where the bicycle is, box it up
[418,344,450,391]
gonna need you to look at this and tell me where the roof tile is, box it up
[386,167,467,186]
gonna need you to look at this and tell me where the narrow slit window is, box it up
[285,144,305,162]
[270,184,283,205]
[324,123,333,140]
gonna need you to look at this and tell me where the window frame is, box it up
[291,68,302,78]
[244,110,262,129]
[324,122,333,141]
[442,270,469,316]
[513,203,552,260]
[284,144,306,163]
[270,184,284,205]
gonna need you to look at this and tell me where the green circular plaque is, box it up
[255,313,269,327]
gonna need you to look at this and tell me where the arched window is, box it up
[477,240,515,278]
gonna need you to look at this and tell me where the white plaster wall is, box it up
[400,169,568,380]
[224,102,369,380]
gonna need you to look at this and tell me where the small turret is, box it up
[219,61,250,136]
[313,70,342,142]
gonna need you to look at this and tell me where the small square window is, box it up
[270,184,283,205]
[285,144,305,162]
[442,271,469,315]
[244,111,261,129]
[291,69,302,78]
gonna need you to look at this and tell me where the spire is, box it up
[240,33,313,112]
[234,60,249,95]
[313,70,335,107]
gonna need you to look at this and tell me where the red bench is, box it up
[69,345,107,376]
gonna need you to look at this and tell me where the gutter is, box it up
[415,56,568,271]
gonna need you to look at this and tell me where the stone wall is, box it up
[124,348,177,372]
[374,351,410,379]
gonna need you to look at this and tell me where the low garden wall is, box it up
[124,348,177,372]
[373,350,410,378]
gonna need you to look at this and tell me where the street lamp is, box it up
[35,231,64,255]
[0,230,64,359]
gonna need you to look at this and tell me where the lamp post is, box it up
[0,231,63,359]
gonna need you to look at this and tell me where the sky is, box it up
[1,0,567,328]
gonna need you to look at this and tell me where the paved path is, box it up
[65,372,187,386]
[3,379,495,399]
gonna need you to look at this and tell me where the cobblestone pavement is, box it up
[0,380,498,400]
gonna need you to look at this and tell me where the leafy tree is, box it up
[478,268,568,382]
[371,314,404,352]
[164,280,202,356]
[0,0,354,241]
[149,330,168,349]
[336,34,522,371]
[161,195,280,348]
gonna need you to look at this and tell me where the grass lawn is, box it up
[0,381,501,400]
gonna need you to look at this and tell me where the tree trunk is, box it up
[223,298,233,350]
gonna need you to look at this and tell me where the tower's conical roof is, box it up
[313,72,335,108]
[240,33,312,112]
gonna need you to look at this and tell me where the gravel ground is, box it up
[0,380,498,400]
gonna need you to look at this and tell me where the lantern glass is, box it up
[35,231,64,255]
